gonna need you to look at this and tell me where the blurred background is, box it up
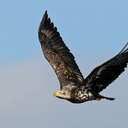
[0,0,128,127]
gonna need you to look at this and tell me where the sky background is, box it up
[0,0,128,128]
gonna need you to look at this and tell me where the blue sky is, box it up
[1,0,128,64]
[0,0,128,128]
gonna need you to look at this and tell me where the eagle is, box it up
[38,11,128,103]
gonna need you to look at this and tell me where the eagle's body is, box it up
[38,11,128,103]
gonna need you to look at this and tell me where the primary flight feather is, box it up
[38,11,128,103]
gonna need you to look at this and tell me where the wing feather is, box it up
[84,43,128,93]
[38,11,84,88]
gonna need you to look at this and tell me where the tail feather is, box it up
[97,95,115,101]
[103,96,115,101]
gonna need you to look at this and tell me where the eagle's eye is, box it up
[62,92,66,95]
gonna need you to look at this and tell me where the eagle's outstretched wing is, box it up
[84,43,128,93]
[38,11,84,88]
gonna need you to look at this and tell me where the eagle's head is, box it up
[53,90,71,99]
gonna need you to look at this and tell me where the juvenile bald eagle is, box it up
[38,11,128,103]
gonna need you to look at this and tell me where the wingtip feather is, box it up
[42,10,48,25]
[118,42,128,54]
[38,10,49,39]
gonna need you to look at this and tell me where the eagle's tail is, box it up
[96,95,115,101]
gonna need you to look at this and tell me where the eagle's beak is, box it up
[53,91,60,96]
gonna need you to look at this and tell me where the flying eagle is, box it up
[38,11,128,103]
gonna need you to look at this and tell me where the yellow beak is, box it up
[53,91,60,96]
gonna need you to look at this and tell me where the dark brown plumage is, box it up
[84,46,128,93]
[38,11,128,103]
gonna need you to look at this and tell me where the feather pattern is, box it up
[38,11,84,89]
[84,43,128,93]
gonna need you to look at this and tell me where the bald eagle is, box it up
[38,11,128,103]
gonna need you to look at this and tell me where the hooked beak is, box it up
[53,91,60,96]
